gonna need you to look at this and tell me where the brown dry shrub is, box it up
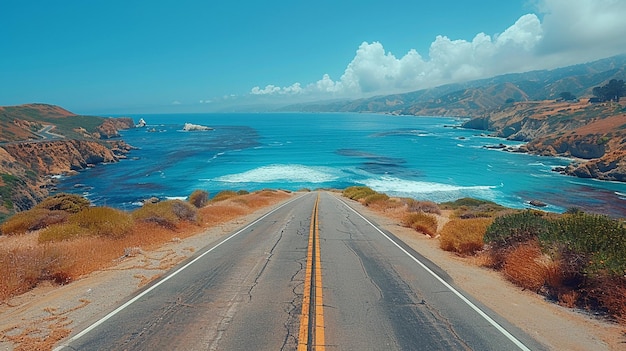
[405,199,441,215]
[363,193,389,206]
[211,190,239,202]
[70,207,134,238]
[0,244,45,299]
[439,218,492,255]
[0,209,69,235]
[132,200,198,229]
[402,212,438,237]
[188,189,209,208]
[38,223,86,243]
[0,190,291,301]
[502,240,559,292]
[367,197,403,212]
[34,193,90,213]
[585,277,626,323]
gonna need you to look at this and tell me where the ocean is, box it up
[56,113,626,217]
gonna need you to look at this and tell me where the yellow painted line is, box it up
[297,195,317,351]
[297,193,325,351]
[313,194,325,351]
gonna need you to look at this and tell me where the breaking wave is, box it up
[212,164,341,184]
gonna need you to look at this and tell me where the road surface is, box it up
[55,192,546,350]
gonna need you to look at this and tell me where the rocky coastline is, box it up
[463,99,626,182]
[0,105,136,214]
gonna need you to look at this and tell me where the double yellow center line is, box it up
[297,194,325,351]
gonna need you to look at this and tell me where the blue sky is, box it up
[2,0,626,114]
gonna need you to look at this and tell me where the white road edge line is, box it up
[336,197,532,351]
[53,194,306,351]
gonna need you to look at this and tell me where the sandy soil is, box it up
[1,192,624,350]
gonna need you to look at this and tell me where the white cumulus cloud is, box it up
[250,0,626,99]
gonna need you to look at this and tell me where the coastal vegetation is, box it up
[342,186,626,324]
[0,189,290,301]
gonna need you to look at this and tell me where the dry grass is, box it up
[439,218,492,255]
[343,189,626,325]
[402,212,438,237]
[0,190,291,302]
[404,199,441,215]
[502,240,561,292]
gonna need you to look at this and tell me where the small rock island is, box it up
[182,123,214,131]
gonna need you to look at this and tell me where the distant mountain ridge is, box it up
[284,55,626,117]
[283,55,626,183]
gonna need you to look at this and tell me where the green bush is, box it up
[440,197,496,209]
[188,189,209,208]
[484,210,550,248]
[343,186,377,200]
[133,199,198,228]
[34,193,91,213]
[69,207,133,238]
[540,213,626,277]
[440,197,506,218]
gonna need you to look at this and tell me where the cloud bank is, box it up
[250,0,626,99]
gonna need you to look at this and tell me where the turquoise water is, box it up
[57,113,626,217]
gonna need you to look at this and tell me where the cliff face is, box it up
[0,139,133,211]
[3,140,120,174]
[0,104,137,215]
[463,100,626,182]
[96,118,135,139]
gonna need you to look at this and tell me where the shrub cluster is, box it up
[188,189,209,208]
[404,199,441,214]
[1,189,290,304]
[132,199,198,229]
[484,210,626,321]
[36,206,133,242]
[211,190,239,202]
[485,210,550,250]
[439,218,492,255]
[402,212,438,237]
[34,193,90,213]
[343,186,377,200]
[440,197,507,218]
[343,186,396,208]
[1,209,69,235]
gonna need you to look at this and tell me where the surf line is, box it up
[297,193,325,351]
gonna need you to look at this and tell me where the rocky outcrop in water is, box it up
[182,123,213,131]
[462,100,626,182]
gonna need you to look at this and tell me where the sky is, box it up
[1,0,626,114]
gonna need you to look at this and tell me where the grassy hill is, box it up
[0,103,109,142]
[0,104,135,221]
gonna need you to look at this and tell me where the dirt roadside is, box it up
[1,192,624,350]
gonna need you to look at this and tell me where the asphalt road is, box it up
[55,192,546,351]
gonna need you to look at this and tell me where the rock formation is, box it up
[462,100,626,182]
[182,123,213,131]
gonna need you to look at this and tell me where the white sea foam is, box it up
[362,176,500,202]
[213,164,340,183]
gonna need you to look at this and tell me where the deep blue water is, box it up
[56,113,626,217]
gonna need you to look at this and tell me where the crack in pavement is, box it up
[246,216,293,302]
